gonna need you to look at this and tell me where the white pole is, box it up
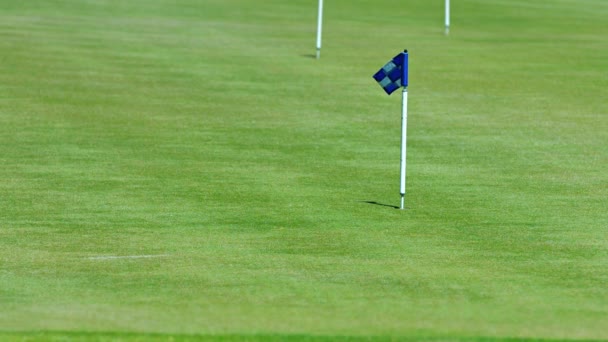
[316,0,323,59]
[400,88,408,210]
[445,0,450,35]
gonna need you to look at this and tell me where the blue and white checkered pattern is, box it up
[373,51,408,95]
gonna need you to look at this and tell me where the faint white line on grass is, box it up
[86,254,170,260]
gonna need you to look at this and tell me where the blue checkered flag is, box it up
[373,50,409,95]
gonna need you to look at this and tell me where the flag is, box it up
[373,50,409,95]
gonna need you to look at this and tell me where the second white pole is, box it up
[445,0,450,35]
[316,0,323,59]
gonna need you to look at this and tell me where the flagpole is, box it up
[316,0,323,59]
[371,50,409,209]
[400,87,408,210]
[445,0,450,35]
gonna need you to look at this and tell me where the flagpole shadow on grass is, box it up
[362,201,400,209]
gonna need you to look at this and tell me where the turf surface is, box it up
[1,0,607,340]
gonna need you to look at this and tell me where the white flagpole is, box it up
[445,0,450,35]
[316,0,323,59]
[400,87,408,210]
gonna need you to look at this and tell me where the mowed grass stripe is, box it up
[1,331,607,342]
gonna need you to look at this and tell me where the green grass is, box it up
[1,0,607,340]
[3,333,603,342]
